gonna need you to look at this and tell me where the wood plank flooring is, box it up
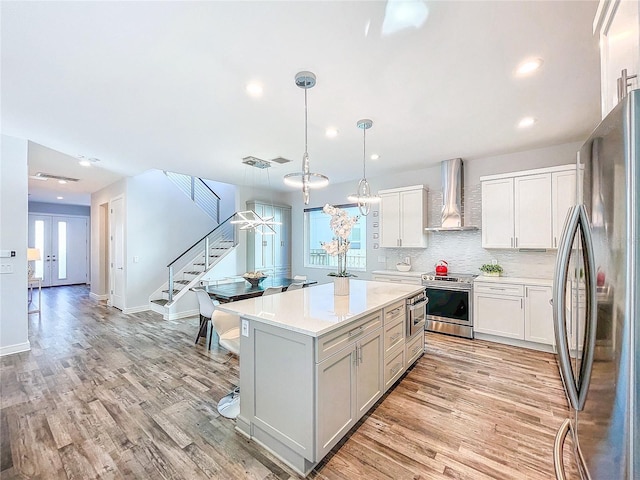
[1,285,579,479]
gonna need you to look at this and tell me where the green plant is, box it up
[479,264,503,274]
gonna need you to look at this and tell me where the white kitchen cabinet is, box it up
[379,185,428,248]
[246,201,291,277]
[552,169,577,248]
[481,165,576,249]
[474,280,555,348]
[524,285,554,345]
[481,178,514,248]
[514,174,552,248]
[594,0,639,118]
[372,272,423,285]
[316,327,382,459]
[474,288,525,339]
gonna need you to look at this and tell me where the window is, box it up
[304,204,367,271]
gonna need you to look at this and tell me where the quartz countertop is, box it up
[474,275,553,287]
[216,279,424,337]
[371,270,425,278]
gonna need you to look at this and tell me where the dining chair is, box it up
[286,282,304,291]
[262,286,283,296]
[191,288,241,419]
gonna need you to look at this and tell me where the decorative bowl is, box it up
[396,263,411,272]
[243,275,267,287]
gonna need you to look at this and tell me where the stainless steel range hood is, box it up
[425,158,478,232]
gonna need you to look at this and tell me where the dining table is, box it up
[205,277,318,303]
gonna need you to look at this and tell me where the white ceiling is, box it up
[2,1,601,205]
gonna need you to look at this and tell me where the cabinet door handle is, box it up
[390,362,402,376]
[554,237,557,248]
[489,287,506,291]
[510,237,514,248]
[390,332,401,343]
[515,237,518,248]
[349,326,364,338]
[358,344,363,364]
[521,298,523,309]
[412,344,422,355]
[617,69,638,102]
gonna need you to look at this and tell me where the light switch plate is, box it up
[241,319,249,337]
[0,264,14,274]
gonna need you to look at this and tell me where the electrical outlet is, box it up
[241,319,249,337]
[0,264,13,274]
[378,256,386,263]
[133,256,139,263]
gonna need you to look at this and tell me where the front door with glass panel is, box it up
[28,214,89,287]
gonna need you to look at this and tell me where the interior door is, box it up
[110,196,125,310]
[28,214,88,287]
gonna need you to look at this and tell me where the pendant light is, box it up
[347,118,380,215]
[283,71,329,205]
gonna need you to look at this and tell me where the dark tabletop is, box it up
[204,277,317,302]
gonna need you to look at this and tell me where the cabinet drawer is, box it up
[383,317,405,355]
[383,346,405,391]
[383,300,406,324]
[316,312,382,363]
[474,282,524,296]
[405,332,424,367]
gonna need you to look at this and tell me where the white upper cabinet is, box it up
[481,178,514,249]
[379,186,428,248]
[595,0,640,118]
[514,173,552,248]
[481,165,576,249]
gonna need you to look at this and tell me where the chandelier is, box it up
[347,119,380,215]
[283,71,329,205]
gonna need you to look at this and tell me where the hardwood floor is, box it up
[1,285,578,479]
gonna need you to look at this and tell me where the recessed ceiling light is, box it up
[325,127,339,138]
[518,116,537,128]
[56,196,64,200]
[370,154,380,160]
[78,156,100,167]
[58,179,67,184]
[516,58,543,76]
[246,82,263,97]
[79,159,91,167]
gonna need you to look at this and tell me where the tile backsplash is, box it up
[381,184,557,279]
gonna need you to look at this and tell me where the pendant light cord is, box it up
[304,86,309,157]
[362,126,367,181]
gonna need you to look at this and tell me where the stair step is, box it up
[151,299,169,306]
[162,289,181,295]
[184,271,202,276]
[175,280,190,285]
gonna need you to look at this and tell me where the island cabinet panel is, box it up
[384,345,405,391]
[241,322,315,463]
[316,346,356,459]
[383,316,405,355]
[316,327,383,459]
[316,311,382,363]
[405,332,425,367]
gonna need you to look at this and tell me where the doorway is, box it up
[28,214,89,287]
[109,196,125,310]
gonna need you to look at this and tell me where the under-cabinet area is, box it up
[217,280,425,476]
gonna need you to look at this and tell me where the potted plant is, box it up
[479,264,503,277]
[320,204,359,295]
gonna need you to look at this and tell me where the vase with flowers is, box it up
[320,204,359,295]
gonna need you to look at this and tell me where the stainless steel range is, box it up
[421,272,477,339]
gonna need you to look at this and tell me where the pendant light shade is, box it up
[283,71,329,205]
[347,118,380,215]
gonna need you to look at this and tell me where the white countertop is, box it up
[371,269,425,278]
[474,275,553,286]
[216,280,424,337]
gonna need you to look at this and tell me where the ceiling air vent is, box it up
[270,156,292,165]
[31,172,80,182]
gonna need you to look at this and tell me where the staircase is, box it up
[164,170,221,224]
[149,213,238,312]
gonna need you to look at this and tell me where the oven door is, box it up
[425,286,471,327]
[407,298,428,336]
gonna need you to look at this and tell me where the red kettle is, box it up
[435,260,448,276]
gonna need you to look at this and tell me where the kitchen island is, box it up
[217,279,425,476]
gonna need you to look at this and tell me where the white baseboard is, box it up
[166,308,199,321]
[0,341,31,357]
[474,332,556,354]
[89,292,108,301]
[122,305,150,314]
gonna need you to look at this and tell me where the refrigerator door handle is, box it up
[553,205,581,409]
[575,204,597,411]
[553,418,572,480]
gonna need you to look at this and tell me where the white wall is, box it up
[287,141,582,282]
[0,135,30,356]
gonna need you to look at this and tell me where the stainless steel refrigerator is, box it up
[552,88,638,479]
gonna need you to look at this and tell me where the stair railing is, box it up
[164,171,221,224]
[166,213,237,303]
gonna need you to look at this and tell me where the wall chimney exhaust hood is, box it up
[425,158,478,232]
